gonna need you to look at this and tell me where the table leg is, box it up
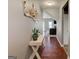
[32,46,41,59]
[29,46,41,59]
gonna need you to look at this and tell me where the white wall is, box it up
[63,14,69,45]
[44,8,59,20]
[57,0,67,45]
[57,7,63,44]
[8,0,34,59]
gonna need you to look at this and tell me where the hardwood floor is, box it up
[39,37,67,59]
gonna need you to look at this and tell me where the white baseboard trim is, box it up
[56,36,63,47]
[50,35,56,37]
[49,35,69,59]
[8,56,17,59]
[56,36,69,58]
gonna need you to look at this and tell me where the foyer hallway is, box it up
[39,37,67,59]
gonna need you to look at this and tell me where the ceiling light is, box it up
[44,1,55,6]
[47,2,54,6]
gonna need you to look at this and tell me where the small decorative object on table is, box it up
[32,28,40,41]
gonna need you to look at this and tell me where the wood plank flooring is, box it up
[39,37,67,59]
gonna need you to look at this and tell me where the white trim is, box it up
[50,35,56,37]
[56,36,63,47]
[56,36,69,59]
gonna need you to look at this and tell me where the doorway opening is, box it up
[42,11,57,38]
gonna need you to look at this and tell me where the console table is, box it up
[29,35,43,59]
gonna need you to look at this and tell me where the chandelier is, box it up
[24,0,38,20]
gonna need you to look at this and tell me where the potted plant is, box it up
[32,28,40,41]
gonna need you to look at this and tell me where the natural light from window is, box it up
[49,22,52,28]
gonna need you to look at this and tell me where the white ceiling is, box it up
[37,0,67,8]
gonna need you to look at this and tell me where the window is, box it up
[49,22,52,28]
